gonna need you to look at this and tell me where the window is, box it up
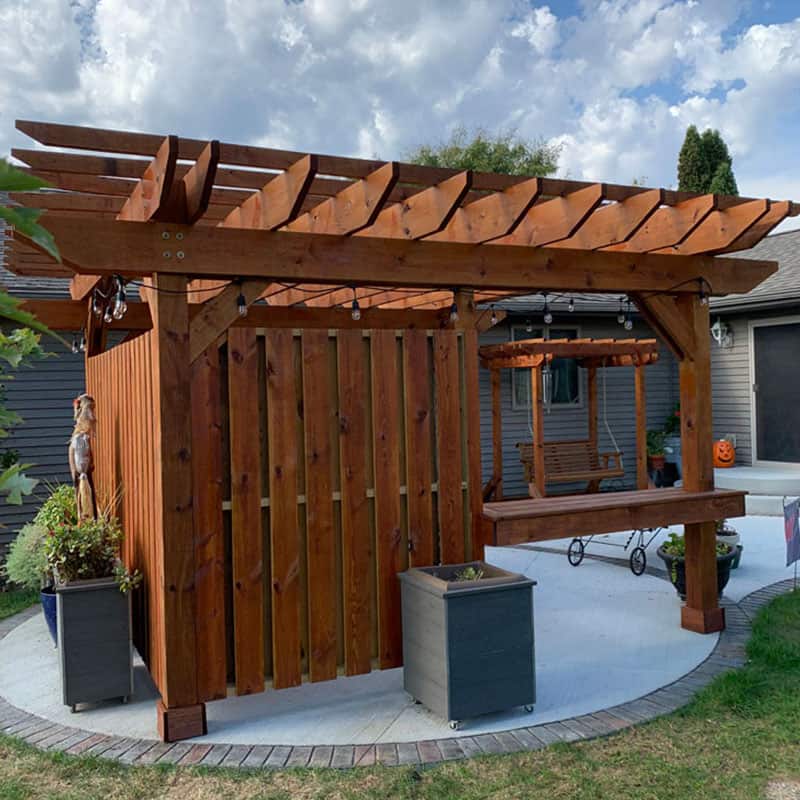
[511,326,581,409]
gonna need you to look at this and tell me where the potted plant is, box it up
[2,485,78,645]
[43,511,140,712]
[398,561,536,730]
[647,430,667,471]
[716,519,743,569]
[663,404,681,477]
[657,531,737,600]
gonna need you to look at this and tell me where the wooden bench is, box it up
[516,440,624,496]
[478,488,747,550]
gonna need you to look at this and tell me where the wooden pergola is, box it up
[5,119,797,742]
[479,337,660,497]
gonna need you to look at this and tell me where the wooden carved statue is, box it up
[69,393,97,520]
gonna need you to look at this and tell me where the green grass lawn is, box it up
[2,591,800,799]
[0,589,38,621]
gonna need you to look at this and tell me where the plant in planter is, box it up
[43,511,141,712]
[716,519,743,569]
[663,404,682,477]
[657,531,736,600]
[399,561,536,730]
[647,430,667,471]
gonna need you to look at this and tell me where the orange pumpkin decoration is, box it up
[713,439,736,468]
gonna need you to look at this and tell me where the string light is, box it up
[568,296,575,313]
[542,292,553,325]
[449,289,459,323]
[698,279,708,306]
[111,276,127,320]
[525,319,533,333]
[103,307,113,324]
[617,296,626,325]
[92,291,103,318]
[79,332,86,353]
[236,282,248,318]
[490,305,498,326]
[624,298,634,331]
[351,288,361,321]
[71,335,79,354]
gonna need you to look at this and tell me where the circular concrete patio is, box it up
[0,516,795,767]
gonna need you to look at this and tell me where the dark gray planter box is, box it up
[56,577,133,711]
[399,561,536,728]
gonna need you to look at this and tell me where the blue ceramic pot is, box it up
[40,586,58,645]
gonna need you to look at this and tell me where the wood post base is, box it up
[156,700,207,742]
[681,605,725,634]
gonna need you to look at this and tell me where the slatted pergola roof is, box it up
[4,119,797,324]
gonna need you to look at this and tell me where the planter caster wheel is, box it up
[70,705,77,714]
[448,720,461,731]
[524,705,534,713]
[121,696,129,705]
[567,538,585,566]
[629,546,646,576]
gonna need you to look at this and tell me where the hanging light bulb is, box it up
[490,305,498,326]
[617,296,626,325]
[542,361,554,412]
[92,291,103,318]
[103,307,113,324]
[568,296,575,313]
[79,332,86,353]
[112,277,127,320]
[525,318,533,334]
[542,293,553,326]
[698,280,708,306]
[624,298,634,331]
[449,301,459,323]
[351,298,361,321]
[237,287,248,318]
[71,335,79,354]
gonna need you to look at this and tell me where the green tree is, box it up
[406,126,560,176]
[0,160,63,505]
[708,161,739,196]
[677,125,708,193]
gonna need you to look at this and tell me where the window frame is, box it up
[510,324,584,411]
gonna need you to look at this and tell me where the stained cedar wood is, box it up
[462,328,483,558]
[191,345,227,701]
[433,330,465,563]
[402,330,434,566]
[337,329,373,675]
[491,369,503,499]
[265,329,302,689]
[634,365,648,490]
[531,364,545,497]
[370,330,404,669]
[301,331,338,682]
[149,274,198,709]
[227,327,265,694]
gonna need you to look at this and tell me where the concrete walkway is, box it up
[0,516,795,768]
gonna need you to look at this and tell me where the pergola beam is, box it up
[25,216,778,297]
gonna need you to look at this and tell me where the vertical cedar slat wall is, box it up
[219,326,475,694]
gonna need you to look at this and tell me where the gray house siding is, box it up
[478,316,679,498]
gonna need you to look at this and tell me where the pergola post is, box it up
[150,272,205,740]
[587,366,598,451]
[634,363,648,490]
[490,369,503,500]
[677,296,724,634]
[531,363,546,498]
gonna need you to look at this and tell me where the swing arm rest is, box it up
[599,451,623,470]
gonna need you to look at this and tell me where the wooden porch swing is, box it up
[480,338,660,498]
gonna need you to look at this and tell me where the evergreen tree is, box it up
[708,161,739,196]
[407,126,560,176]
[677,125,708,193]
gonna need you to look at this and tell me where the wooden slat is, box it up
[337,329,372,675]
[491,369,503,500]
[433,330,465,563]
[191,344,227,701]
[265,329,302,689]
[227,327,265,694]
[403,330,434,567]
[605,195,716,252]
[357,172,471,240]
[286,163,399,235]
[634,364,648,490]
[37,215,781,297]
[491,184,605,247]
[149,274,198,709]
[550,189,663,250]
[301,330,337,682]
[117,136,179,222]
[631,294,696,360]
[370,330,403,669]
[425,178,541,244]
[721,200,791,253]
[530,364,545,497]
[587,367,597,451]
[179,140,221,224]
[462,326,483,559]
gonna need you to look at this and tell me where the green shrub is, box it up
[3,522,48,590]
[33,484,77,531]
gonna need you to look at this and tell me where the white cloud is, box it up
[0,0,799,209]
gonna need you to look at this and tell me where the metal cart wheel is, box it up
[629,546,647,576]
[567,538,585,566]
[524,705,534,713]
[449,720,461,731]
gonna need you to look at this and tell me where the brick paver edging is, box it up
[0,579,795,769]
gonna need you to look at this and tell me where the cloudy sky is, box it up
[1,0,799,221]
